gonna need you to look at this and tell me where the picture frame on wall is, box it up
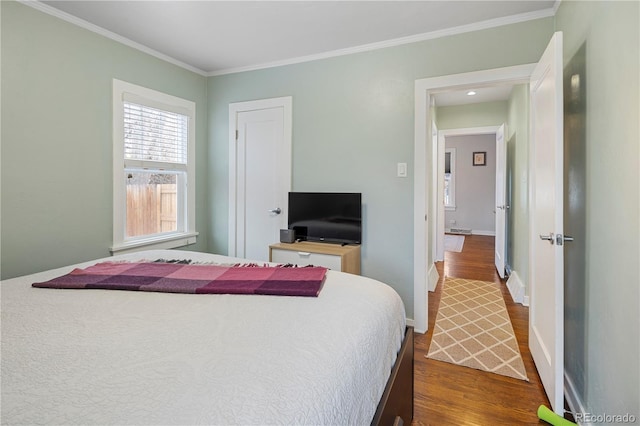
[473,151,486,166]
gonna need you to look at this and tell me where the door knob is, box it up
[539,233,555,244]
[555,234,574,245]
[268,207,282,215]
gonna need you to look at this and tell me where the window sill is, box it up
[111,232,199,255]
[445,206,457,211]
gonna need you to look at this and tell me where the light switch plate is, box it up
[397,162,407,177]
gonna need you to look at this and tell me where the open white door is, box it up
[494,124,506,278]
[529,32,564,415]
[229,97,292,261]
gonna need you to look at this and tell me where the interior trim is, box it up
[20,0,554,77]
[208,8,555,76]
[414,63,535,335]
[17,0,208,76]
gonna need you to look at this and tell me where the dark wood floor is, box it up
[412,235,551,425]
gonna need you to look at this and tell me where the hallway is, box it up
[412,235,551,425]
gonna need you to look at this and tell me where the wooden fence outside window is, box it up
[126,184,177,237]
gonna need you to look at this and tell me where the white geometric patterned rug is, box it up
[444,234,465,252]
[426,277,528,381]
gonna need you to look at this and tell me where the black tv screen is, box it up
[288,192,362,244]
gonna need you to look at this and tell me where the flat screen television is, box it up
[288,192,362,245]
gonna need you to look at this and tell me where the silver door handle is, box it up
[539,233,555,244]
[556,234,574,245]
[268,207,282,215]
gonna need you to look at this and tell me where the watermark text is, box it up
[573,412,637,424]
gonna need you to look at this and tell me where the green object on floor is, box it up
[537,405,576,426]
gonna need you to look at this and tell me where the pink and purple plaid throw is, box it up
[32,262,327,297]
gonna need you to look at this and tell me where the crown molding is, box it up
[18,0,555,78]
[17,0,208,77]
[208,7,556,77]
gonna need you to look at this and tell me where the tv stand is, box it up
[269,241,361,275]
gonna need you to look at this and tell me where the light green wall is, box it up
[1,1,209,279]
[208,19,554,318]
[506,84,530,291]
[436,101,508,130]
[556,0,639,418]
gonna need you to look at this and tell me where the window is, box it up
[444,148,456,210]
[112,79,197,253]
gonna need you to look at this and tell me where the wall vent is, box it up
[448,228,472,235]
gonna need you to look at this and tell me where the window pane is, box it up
[126,171,178,238]
[444,176,451,206]
[124,102,188,164]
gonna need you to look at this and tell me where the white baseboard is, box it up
[506,270,528,306]
[428,262,440,292]
[405,318,415,328]
[565,373,588,426]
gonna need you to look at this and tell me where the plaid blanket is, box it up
[32,261,327,297]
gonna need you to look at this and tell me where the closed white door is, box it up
[229,97,292,261]
[529,32,564,415]
[494,124,506,278]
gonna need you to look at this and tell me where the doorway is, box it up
[415,32,566,415]
[413,64,534,333]
[435,126,502,263]
[228,97,292,261]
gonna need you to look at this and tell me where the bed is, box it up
[1,249,413,425]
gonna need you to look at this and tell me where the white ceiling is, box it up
[38,0,556,77]
[432,84,516,107]
[33,1,556,106]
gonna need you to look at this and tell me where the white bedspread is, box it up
[1,250,406,425]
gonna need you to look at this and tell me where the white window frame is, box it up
[444,148,456,211]
[111,79,197,254]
